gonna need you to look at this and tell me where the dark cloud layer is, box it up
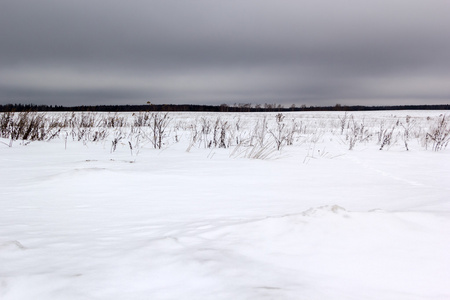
[1,0,449,106]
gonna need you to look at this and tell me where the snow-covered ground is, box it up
[1,111,449,299]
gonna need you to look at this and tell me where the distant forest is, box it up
[1,103,449,112]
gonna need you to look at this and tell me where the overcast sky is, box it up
[1,0,449,107]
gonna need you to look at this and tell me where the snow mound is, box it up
[301,204,349,217]
[190,207,450,299]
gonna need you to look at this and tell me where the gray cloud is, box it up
[1,0,449,106]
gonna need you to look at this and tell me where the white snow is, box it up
[0,111,449,299]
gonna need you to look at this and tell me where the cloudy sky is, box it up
[1,0,449,107]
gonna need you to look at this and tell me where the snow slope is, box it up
[0,111,449,299]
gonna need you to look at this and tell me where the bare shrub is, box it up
[379,124,397,150]
[285,118,298,146]
[79,112,97,128]
[101,113,127,128]
[400,115,415,151]
[89,129,109,142]
[251,116,268,147]
[347,116,371,150]
[230,141,277,160]
[201,117,213,148]
[426,115,450,151]
[194,117,231,149]
[269,113,287,150]
[111,136,122,153]
[219,120,229,148]
[0,112,14,146]
[338,112,348,134]
[0,112,62,145]
[133,112,151,127]
[0,112,13,136]
[148,113,171,149]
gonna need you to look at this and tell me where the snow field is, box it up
[1,111,449,299]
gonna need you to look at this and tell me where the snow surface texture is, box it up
[1,111,449,299]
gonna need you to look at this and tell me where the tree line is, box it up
[0,103,449,112]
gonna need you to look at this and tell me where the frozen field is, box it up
[1,110,449,299]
